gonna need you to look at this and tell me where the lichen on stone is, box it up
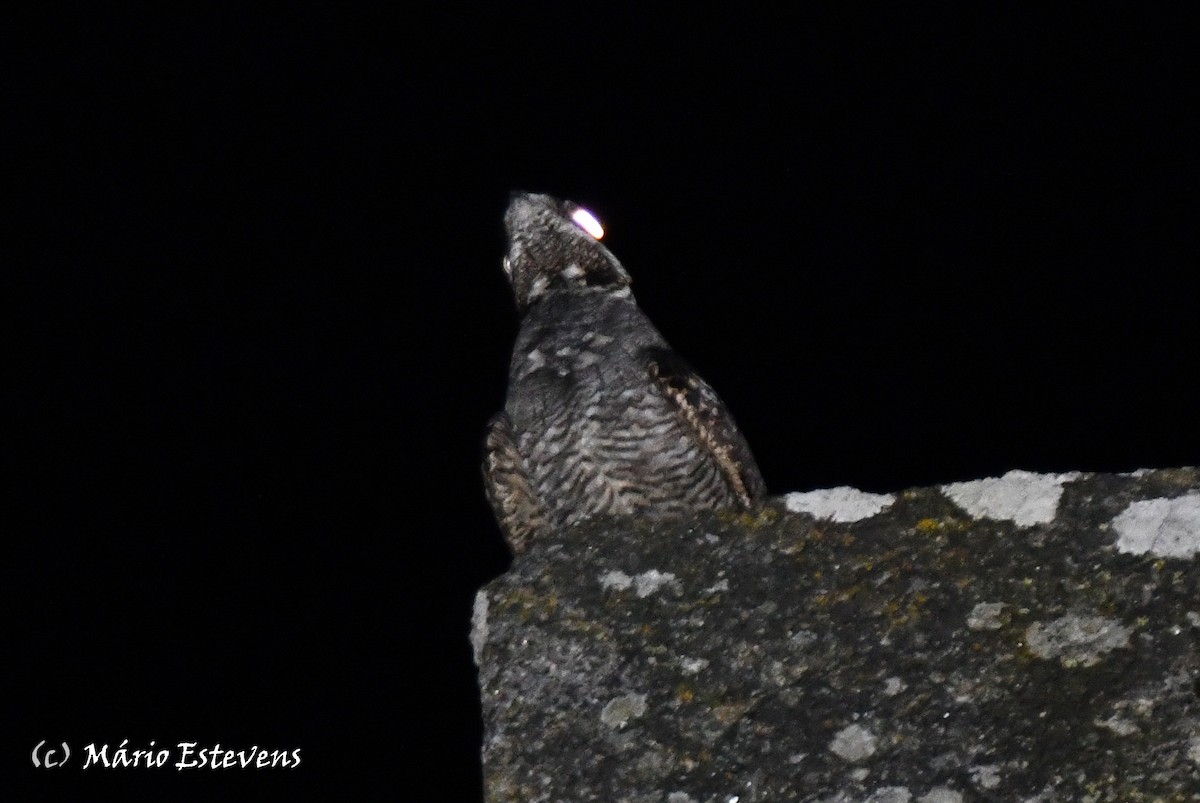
[1025,613,1133,668]
[477,467,1200,801]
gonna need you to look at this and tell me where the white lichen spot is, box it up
[667,793,697,803]
[601,569,678,597]
[1111,494,1200,558]
[784,486,896,522]
[600,570,634,591]
[967,602,1006,631]
[1018,786,1060,803]
[941,470,1081,526]
[865,786,911,803]
[829,723,877,762]
[634,569,678,598]
[790,629,818,649]
[469,590,489,667]
[918,789,964,803]
[1189,735,1200,765]
[970,764,1002,789]
[703,579,730,594]
[1187,611,1200,628]
[679,656,709,675]
[600,692,647,729]
[883,677,908,696]
[1025,614,1132,667]
[1096,715,1139,736]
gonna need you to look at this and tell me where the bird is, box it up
[483,192,766,554]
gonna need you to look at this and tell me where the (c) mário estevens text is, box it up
[76,740,302,770]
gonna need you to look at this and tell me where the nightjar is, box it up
[483,192,766,553]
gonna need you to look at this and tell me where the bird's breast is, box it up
[518,385,730,524]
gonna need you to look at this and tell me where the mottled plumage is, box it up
[484,192,765,553]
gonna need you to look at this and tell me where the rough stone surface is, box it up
[476,468,1200,801]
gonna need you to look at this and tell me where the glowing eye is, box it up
[570,207,604,239]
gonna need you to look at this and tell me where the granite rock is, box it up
[475,468,1200,801]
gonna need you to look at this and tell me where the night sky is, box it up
[11,7,1198,800]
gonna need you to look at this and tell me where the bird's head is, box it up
[502,192,631,311]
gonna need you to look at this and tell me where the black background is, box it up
[10,6,1197,800]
